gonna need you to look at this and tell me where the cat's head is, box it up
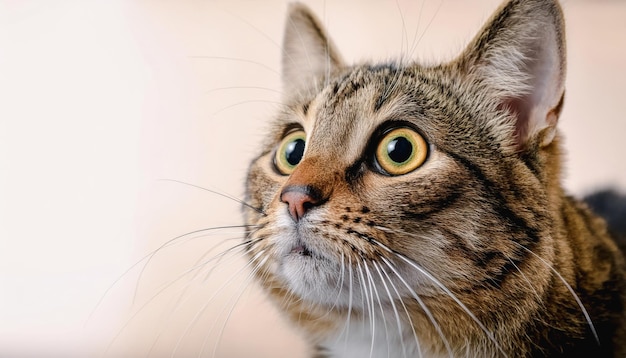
[244,0,566,338]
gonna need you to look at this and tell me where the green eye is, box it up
[375,127,428,175]
[274,130,306,175]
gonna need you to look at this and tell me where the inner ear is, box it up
[502,90,565,150]
[456,0,567,151]
[501,97,533,147]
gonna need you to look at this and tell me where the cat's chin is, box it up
[266,220,345,306]
[268,213,434,308]
[276,240,342,306]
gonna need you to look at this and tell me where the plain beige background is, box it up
[1,0,624,357]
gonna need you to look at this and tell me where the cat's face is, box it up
[245,62,552,308]
[243,0,565,342]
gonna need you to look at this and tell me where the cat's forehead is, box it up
[291,64,444,162]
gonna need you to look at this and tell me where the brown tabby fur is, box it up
[243,0,626,356]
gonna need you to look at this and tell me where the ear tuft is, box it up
[282,3,344,97]
[458,0,566,150]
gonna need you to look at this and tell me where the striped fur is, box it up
[243,0,626,356]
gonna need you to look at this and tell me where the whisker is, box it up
[361,260,377,358]
[209,255,271,358]
[391,250,507,356]
[380,257,453,358]
[505,256,543,303]
[337,252,347,306]
[88,224,255,324]
[409,0,427,58]
[394,0,409,63]
[513,241,599,345]
[158,178,265,216]
[105,238,259,355]
[342,255,355,355]
[408,0,445,59]
[188,56,279,75]
[211,99,289,117]
[145,233,263,357]
[356,260,373,342]
[215,7,299,72]
[318,252,347,324]
[322,0,330,88]
[204,86,282,95]
[372,260,413,358]
[371,226,506,354]
[163,235,264,327]
[172,227,263,310]
[170,248,268,357]
[364,260,390,358]
[133,225,257,304]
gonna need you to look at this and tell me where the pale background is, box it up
[0,0,624,357]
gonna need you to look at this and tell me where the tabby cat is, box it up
[242,0,626,356]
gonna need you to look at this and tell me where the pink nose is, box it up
[280,186,321,222]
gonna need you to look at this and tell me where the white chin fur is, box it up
[269,211,436,309]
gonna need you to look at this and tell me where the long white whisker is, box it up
[379,260,423,358]
[343,255,355,355]
[204,86,282,95]
[170,248,268,357]
[323,0,330,88]
[513,241,599,344]
[157,179,265,216]
[215,7,300,72]
[188,56,279,75]
[409,0,427,58]
[368,230,507,355]
[211,99,288,118]
[372,260,411,358]
[362,260,377,358]
[88,225,255,324]
[133,227,257,304]
[208,255,271,358]
[316,252,347,325]
[356,260,374,356]
[144,236,258,357]
[364,261,391,358]
[505,256,543,303]
[394,0,409,63]
[173,228,264,310]
[408,0,445,59]
[104,236,258,356]
[337,252,346,305]
[171,230,262,306]
[324,253,347,327]
[390,251,506,356]
[380,257,453,358]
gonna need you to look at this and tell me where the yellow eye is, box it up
[375,127,428,175]
[274,130,306,175]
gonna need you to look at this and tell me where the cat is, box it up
[241,0,626,357]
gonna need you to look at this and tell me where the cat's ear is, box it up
[457,0,566,150]
[281,3,345,96]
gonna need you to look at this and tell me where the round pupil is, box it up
[387,136,413,163]
[285,138,305,166]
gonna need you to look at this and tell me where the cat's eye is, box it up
[274,130,306,175]
[375,127,428,175]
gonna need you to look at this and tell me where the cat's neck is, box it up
[320,315,439,358]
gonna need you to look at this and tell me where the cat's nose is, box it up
[280,185,322,222]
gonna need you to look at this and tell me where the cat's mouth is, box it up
[289,243,312,257]
[286,237,327,261]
